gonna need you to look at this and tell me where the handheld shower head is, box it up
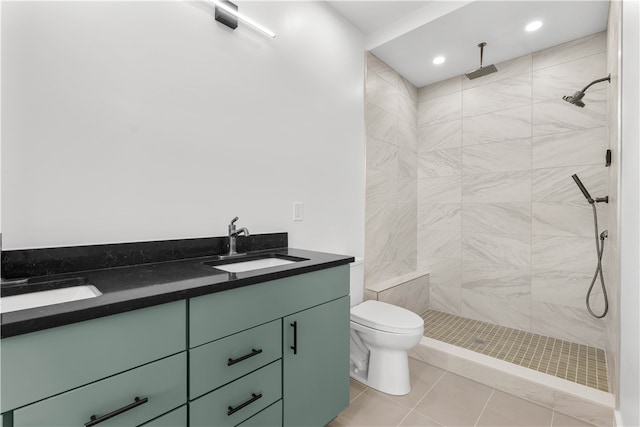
[563,74,610,108]
[572,174,594,204]
[563,91,586,108]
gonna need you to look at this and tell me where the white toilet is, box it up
[348,259,425,396]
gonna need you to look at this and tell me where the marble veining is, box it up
[532,236,595,274]
[418,148,462,178]
[366,136,397,173]
[462,203,531,235]
[462,74,532,118]
[366,70,398,115]
[418,176,462,203]
[462,233,531,267]
[462,105,532,146]
[398,146,418,178]
[399,120,418,151]
[532,92,606,136]
[462,171,531,203]
[419,76,462,101]
[419,120,462,153]
[532,128,607,169]
[418,230,461,260]
[462,54,532,90]
[429,281,462,314]
[367,52,398,88]
[532,32,606,70]
[400,75,418,103]
[462,261,531,288]
[532,269,603,309]
[365,52,418,287]
[461,286,531,331]
[393,32,607,346]
[366,102,398,144]
[419,203,462,232]
[532,202,607,237]
[376,274,430,315]
[366,168,396,205]
[532,53,607,103]
[532,165,608,202]
[418,92,461,127]
[463,139,532,174]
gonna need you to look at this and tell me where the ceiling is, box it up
[327,1,610,87]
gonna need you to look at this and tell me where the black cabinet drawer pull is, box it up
[228,348,263,366]
[85,396,148,427]
[290,321,298,355]
[227,393,263,416]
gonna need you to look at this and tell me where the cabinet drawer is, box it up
[190,360,281,427]
[140,405,187,427]
[236,400,282,427]
[190,266,349,346]
[14,353,186,427]
[190,320,281,399]
[1,301,187,412]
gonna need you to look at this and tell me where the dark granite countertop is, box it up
[1,235,354,338]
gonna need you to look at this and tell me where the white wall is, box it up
[618,0,640,424]
[1,1,366,256]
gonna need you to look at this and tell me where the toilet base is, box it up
[349,349,411,396]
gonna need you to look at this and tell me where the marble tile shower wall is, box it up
[417,32,609,349]
[604,0,621,398]
[365,53,418,285]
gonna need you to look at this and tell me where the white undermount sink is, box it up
[213,257,296,273]
[0,285,102,314]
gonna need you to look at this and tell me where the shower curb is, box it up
[410,336,615,427]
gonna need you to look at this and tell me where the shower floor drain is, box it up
[421,310,609,392]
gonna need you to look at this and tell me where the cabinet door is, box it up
[283,296,349,427]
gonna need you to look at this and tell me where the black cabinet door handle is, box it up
[85,396,148,427]
[290,321,297,355]
[227,348,263,366]
[227,393,263,416]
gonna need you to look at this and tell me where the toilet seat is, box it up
[351,300,424,335]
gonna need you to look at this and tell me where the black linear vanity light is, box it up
[213,0,276,38]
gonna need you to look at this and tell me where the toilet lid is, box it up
[351,300,424,334]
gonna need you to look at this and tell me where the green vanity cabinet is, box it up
[283,296,350,427]
[13,353,186,427]
[140,406,187,427]
[188,265,350,426]
[1,264,350,427]
[236,401,282,427]
[1,301,187,414]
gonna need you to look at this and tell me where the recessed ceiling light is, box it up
[526,21,543,32]
[433,56,445,65]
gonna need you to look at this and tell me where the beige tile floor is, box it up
[329,358,597,427]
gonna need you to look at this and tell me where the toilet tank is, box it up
[349,257,364,307]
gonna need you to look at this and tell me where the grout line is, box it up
[474,388,495,427]
[396,409,412,427]
[550,410,556,427]
[410,370,447,420]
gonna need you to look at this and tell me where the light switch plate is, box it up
[293,202,303,221]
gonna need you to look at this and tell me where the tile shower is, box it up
[365,28,619,397]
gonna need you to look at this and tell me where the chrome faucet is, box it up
[226,216,250,257]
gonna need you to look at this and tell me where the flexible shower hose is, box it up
[587,203,609,318]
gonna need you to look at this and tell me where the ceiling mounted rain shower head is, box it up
[465,42,498,80]
[562,74,611,108]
